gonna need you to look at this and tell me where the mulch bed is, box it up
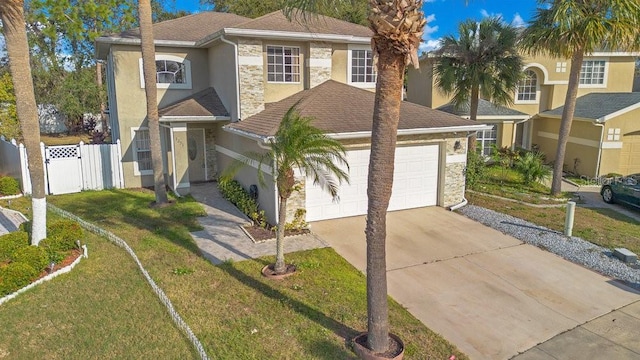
[35,248,83,280]
[243,225,309,242]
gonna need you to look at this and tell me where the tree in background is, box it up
[0,0,47,244]
[138,0,169,206]
[283,0,425,354]
[521,0,640,195]
[203,0,369,25]
[0,73,20,139]
[433,17,523,149]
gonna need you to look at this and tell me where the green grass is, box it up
[467,192,640,254]
[1,189,467,359]
[471,165,571,204]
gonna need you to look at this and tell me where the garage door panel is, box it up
[306,145,440,222]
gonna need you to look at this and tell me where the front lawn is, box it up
[471,165,572,204]
[2,190,467,359]
[467,192,640,254]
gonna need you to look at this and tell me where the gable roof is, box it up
[234,10,372,38]
[159,87,229,119]
[438,99,529,119]
[115,12,250,42]
[225,80,486,139]
[541,92,640,122]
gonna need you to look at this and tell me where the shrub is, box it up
[218,178,269,227]
[11,246,49,273]
[516,152,551,185]
[465,150,486,188]
[0,231,29,263]
[285,209,308,231]
[0,262,38,296]
[0,176,20,196]
[44,220,83,252]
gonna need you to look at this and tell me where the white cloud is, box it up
[480,9,503,19]
[419,39,441,53]
[511,13,526,28]
[419,13,441,54]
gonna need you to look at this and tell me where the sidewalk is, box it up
[188,182,327,264]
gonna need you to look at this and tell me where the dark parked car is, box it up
[601,174,640,209]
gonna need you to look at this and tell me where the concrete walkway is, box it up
[189,182,327,264]
[310,207,640,360]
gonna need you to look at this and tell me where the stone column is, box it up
[309,42,332,88]
[237,39,265,119]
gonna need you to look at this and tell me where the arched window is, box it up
[139,55,192,89]
[517,70,537,102]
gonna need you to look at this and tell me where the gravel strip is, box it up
[459,205,640,290]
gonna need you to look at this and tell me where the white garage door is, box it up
[305,145,439,222]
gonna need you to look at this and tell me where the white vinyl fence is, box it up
[0,136,124,195]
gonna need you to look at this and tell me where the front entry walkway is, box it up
[310,207,640,360]
[189,182,327,264]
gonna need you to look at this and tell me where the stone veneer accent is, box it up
[238,39,265,119]
[285,176,306,224]
[309,43,332,88]
[205,128,217,180]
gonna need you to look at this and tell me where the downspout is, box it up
[449,131,475,211]
[593,122,605,178]
[220,35,241,122]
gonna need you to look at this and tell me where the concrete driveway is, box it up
[310,207,640,360]
[576,186,640,223]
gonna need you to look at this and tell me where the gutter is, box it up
[593,121,605,177]
[220,35,242,122]
[327,124,493,139]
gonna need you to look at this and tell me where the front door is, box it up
[187,128,206,182]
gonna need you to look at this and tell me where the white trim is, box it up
[131,127,154,176]
[97,36,196,47]
[215,145,273,175]
[523,62,569,85]
[238,56,263,66]
[309,58,332,67]
[537,131,600,148]
[601,141,624,149]
[347,44,376,89]
[223,28,371,44]
[328,125,494,139]
[170,126,178,190]
[578,58,608,89]
[515,68,540,105]
[599,102,640,122]
[160,115,231,122]
[460,115,530,121]
[446,154,467,164]
[176,182,190,189]
[266,44,302,84]
[139,55,192,90]
[588,51,640,57]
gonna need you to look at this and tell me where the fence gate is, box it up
[45,145,83,195]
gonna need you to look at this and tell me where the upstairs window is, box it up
[267,46,300,83]
[350,49,376,84]
[139,55,191,89]
[516,70,538,102]
[132,128,152,175]
[580,60,606,86]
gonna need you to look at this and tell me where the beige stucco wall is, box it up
[601,108,640,176]
[263,40,306,104]
[209,42,237,120]
[331,43,348,84]
[406,61,435,107]
[111,45,209,188]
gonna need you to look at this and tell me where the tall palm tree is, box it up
[521,0,640,195]
[433,17,523,147]
[0,0,47,245]
[228,105,349,274]
[138,0,168,205]
[284,1,426,353]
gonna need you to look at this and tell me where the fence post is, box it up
[19,143,32,195]
[116,139,125,189]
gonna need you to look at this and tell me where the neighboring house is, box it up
[96,10,489,224]
[407,52,640,176]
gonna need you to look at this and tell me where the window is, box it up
[516,70,538,102]
[580,60,606,86]
[138,55,191,89]
[477,125,497,157]
[350,49,376,84]
[132,128,152,175]
[267,46,300,83]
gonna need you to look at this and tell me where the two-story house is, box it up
[96,10,489,224]
[407,52,640,177]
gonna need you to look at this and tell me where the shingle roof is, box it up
[541,93,640,121]
[225,80,481,137]
[234,10,372,37]
[116,12,250,42]
[437,99,529,118]
[159,87,229,118]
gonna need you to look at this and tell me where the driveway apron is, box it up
[310,207,640,360]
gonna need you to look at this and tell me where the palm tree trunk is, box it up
[1,0,47,245]
[365,48,405,353]
[551,50,584,196]
[468,84,479,151]
[275,196,288,274]
[139,0,168,205]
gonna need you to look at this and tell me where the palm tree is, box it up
[228,105,349,274]
[138,0,168,205]
[433,17,524,148]
[284,1,426,353]
[0,0,47,245]
[521,0,640,196]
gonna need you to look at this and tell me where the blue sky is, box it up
[175,0,540,53]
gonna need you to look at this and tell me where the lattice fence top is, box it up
[48,146,79,159]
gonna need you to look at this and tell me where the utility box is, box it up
[613,248,638,263]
